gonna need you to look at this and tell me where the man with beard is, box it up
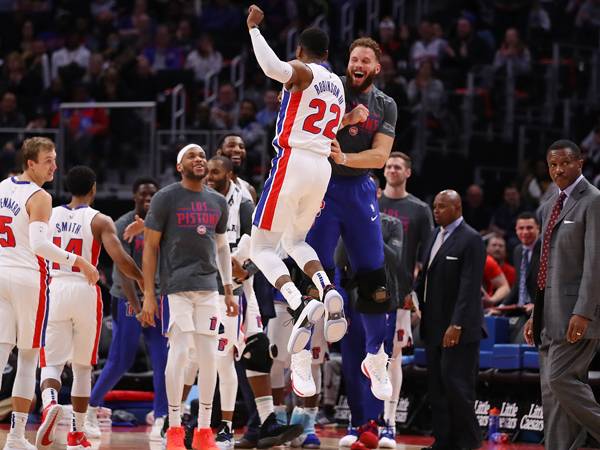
[85,177,168,442]
[378,152,433,447]
[139,144,237,450]
[305,37,398,446]
[216,133,257,203]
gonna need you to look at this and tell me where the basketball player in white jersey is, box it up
[36,166,144,450]
[247,4,355,397]
[0,137,98,450]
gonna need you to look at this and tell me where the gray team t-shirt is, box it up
[110,210,160,299]
[145,182,228,295]
[332,77,398,177]
[379,193,434,274]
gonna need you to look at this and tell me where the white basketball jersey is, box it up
[49,205,101,279]
[273,63,345,156]
[0,176,45,272]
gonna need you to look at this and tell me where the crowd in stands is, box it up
[0,1,599,259]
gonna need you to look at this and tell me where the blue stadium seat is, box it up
[479,350,493,369]
[401,355,415,366]
[414,348,427,366]
[523,350,540,370]
[492,344,527,370]
[481,316,510,350]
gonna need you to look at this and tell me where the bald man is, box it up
[415,190,486,450]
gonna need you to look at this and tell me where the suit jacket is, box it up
[502,239,541,306]
[415,220,486,346]
[532,177,600,344]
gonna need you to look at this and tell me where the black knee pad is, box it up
[354,268,392,314]
[241,332,275,373]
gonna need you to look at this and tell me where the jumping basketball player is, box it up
[0,137,98,450]
[37,166,144,450]
[246,4,352,397]
[139,144,237,450]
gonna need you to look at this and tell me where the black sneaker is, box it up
[257,412,304,449]
[286,296,325,354]
[215,421,234,449]
[234,435,258,448]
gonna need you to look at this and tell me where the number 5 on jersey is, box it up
[0,216,16,247]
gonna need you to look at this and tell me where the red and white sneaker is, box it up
[166,427,187,450]
[35,403,63,450]
[67,431,92,449]
[192,428,218,450]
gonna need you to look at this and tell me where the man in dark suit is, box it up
[524,140,600,450]
[415,190,486,450]
[495,212,541,341]
[503,212,541,308]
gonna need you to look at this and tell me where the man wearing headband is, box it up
[140,143,237,450]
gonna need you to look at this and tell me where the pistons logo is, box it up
[196,225,207,235]
[349,126,358,136]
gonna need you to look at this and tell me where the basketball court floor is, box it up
[0,425,547,449]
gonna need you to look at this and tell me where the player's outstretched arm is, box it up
[94,214,144,290]
[140,228,161,326]
[247,4,312,88]
[27,190,99,285]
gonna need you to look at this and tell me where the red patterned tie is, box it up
[536,191,567,291]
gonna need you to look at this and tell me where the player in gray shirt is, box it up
[139,144,237,450]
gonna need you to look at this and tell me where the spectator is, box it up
[487,235,516,286]
[24,40,51,90]
[482,254,511,310]
[236,99,264,150]
[20,19,35,57]
[125,55,158,101]
[175,18,194,53]
[575,0,600,29]
[445,17,493,87]
[463,184,492,233]
[378,54,408,109]
[142,24,183,71]
[83,53,106,100]
[407,60,448,130]
[256,89,279,128]
[528,0,552,33]
[51,31,91,81]
[495,212,541,337]
[0,51,43,118]
[395,24,414,72]
[198,0,244,58]
[185,33,223,82]
[0,91,26,175]
[581,124,600,176]
[210,83,239,130]
[378,17,402,62]
[489,184,526,251]
[493,28,531,76]
[410,18,447,70]
[521,159,553,207]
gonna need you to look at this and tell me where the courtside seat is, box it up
[414,347,427,367]
[479,350,493,369]
[481,316,510,351]
[492,344,525,370]
[523,350,540,370]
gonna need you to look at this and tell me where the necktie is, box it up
[428,228,447,268]
[537,192,567,291]
[518,247,530,306]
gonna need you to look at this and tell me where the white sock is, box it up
[168,404,181,428]
[281,282,302,310]
[8,412,28,438]
[311,271,331,299]
[72,411,86,432]
[87,405,97,421]
[198,402,212,429]
[255,395,274,424]
[42,387,58,408]
[384,400,398,427]
[274,404,287,425]
[304,407,318,435]
[289,406,305,425]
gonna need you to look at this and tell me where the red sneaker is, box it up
[192,427,218,450]
[35,403,63,450]
[67,431,92,449]
[166,427,187,450]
